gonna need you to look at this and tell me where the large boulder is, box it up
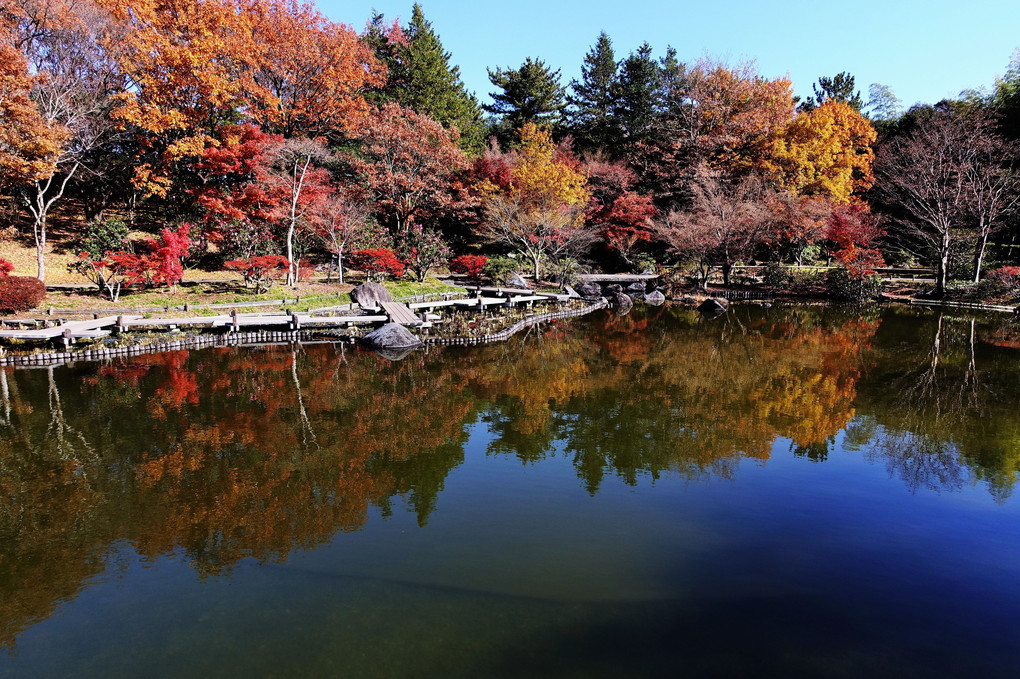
[609,291,634,310]
[605,283,624,295]
[360,322,421,351]
[351,281,391,307]
[575,281,602,298]
[697,297,729,314]
[643,289,666,306]
[625,281,646,295]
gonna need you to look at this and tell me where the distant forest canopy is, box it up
[1,0,1018,297]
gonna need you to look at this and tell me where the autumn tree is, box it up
[0,13,63,192]
[763,99,877,203]
[963,119,1020,281]
[875,108,971,295]
[98,0,268,197]
[263,137,331,285]
[480,123,593,280]
[309,191,385,284]
[876,107,1016,292]
[583,155,656,268]
[246,0,383,141]
[5,0,122,280]
[652,170,771,287]
[635,58,795,209]
[350,101,470,235]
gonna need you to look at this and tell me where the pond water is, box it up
[1,304,1019,677]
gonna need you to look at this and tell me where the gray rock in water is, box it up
[625,281,646,294]
[361,322,421,350]
[609,291,634,310]
[606,283,624,295]
[575,281,602,298]
[697,298,729,314]
[508,273,531,289]
[351,281,392,307]
[644,290,666,306]
[678,295,701,306]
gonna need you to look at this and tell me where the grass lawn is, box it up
[3,232,467,317]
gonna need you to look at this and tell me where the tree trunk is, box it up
[35,216,46,282]
[936,245,950,297]
[972,218,989,283]
[722,261,732,287]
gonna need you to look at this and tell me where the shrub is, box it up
[761,263,791,288]
[396,225,450,282]
[483,255,521,285]
[631,254,657,275]
[826,267,882,302]
[217,219,278,261]
[348,248,405,281]
[224,255,291,293]
[70,217,130,260]
[0,259,13,276]
[0,276,46,314]
[146,223,193,290]
[449,254,488,278]
[984,266,1020,294]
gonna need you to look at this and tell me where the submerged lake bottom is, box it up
[1,303,1019,677]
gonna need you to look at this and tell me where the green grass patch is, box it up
[383,279,466,299]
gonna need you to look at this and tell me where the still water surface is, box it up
[1,304,1019,677]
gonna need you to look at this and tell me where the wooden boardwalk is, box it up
[380,301,425,326]
[0,316,139,344]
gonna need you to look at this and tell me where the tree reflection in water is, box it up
[1,304,1019,650]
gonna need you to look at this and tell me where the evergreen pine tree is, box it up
[393,4,485,153]
[615,43,661,151]
[484,57,566,146]
[566,31,621,155]
[800,72,864,112]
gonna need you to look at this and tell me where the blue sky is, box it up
[320,0,1020,111]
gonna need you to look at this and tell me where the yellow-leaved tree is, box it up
[764,99,877,204]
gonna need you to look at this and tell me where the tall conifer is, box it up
[566,32,621,155]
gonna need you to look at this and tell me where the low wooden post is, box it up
[63,328,72,349]
[117,315,126,333]
[231,310,239,333]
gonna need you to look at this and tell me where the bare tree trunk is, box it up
[285,156,312,287]
[972,216,989,283]
[28,164,80,282]
[936,228,951,296]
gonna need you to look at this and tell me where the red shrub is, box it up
[348,248,405,279]
[0,275,46,314]
[224,255,290,293]
[0,259,13,276]
[985,266,1020,292]
[449,254,488,277]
